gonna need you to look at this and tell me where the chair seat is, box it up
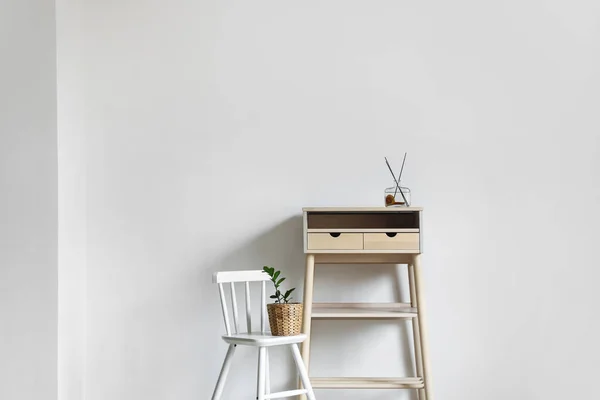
[222,332,307,347]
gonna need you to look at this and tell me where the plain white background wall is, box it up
[0,0,58,399]
[57,0,87,399]
[55,1,600,400]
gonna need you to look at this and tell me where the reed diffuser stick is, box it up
[384,155,410,206]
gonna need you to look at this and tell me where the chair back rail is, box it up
[214,270,270,335]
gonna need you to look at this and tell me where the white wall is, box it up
[56,0,86,399]
[57,1,600,399]
[0,1,58,399]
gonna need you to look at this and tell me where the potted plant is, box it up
[263,266,302,336]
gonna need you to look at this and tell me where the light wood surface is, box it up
[413,255,432,399]
[307,233,363,250]
[314,253,415,264]
[311,308,417,319]
[409,263,426,400]
[299,207,431,398]
[310,249,420,254]
[300,254,315,376]
[364,232,420,251]
[307,228,419,233]
[312,302,412,309]
[310,377,424,389]
[303,211,308,252]
[303,207,424,212]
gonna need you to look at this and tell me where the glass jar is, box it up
[384,186,411,207]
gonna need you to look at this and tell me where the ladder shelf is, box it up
[300,207,432,399]
[310,377,425,389]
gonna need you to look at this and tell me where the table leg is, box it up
[409,262,426,400]
[413,254,433,399]
[299,254,315,399]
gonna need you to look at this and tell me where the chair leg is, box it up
[211,344,236,400]
[257,347,267,400]
[290,344,316,400]
[265,348,270,395]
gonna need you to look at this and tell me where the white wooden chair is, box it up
[212,270,316,400]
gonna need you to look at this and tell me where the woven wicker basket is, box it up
[267,303,303,336]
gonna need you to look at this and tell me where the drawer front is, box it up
[307,233,364,250]
[363,233,420,251]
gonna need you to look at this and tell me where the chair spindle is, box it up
[218,283,232,336]
[230,282,239,334]
[261,281,266,333]
[245,282,252,333]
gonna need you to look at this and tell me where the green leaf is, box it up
[276,277,286,286]
[263,266,273,277]
[269,295,277,299]
[273,270,280,280]
[283,288,295,299]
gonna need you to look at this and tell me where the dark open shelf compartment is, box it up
[307,211,420,230]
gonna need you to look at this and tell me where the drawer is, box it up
[363,233,419,251]
[307,233,364,250]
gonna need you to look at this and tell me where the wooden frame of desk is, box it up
[300,207,432,399]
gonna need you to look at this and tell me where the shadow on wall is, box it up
[216,215,306,286]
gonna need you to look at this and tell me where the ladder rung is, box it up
[264,389,307,399]
[312,307,417,319]
[311,377,424,389]
[313,302,413,309]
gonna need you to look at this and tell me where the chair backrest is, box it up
[212,270,270,335]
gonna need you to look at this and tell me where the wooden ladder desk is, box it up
[300,207,432,399]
